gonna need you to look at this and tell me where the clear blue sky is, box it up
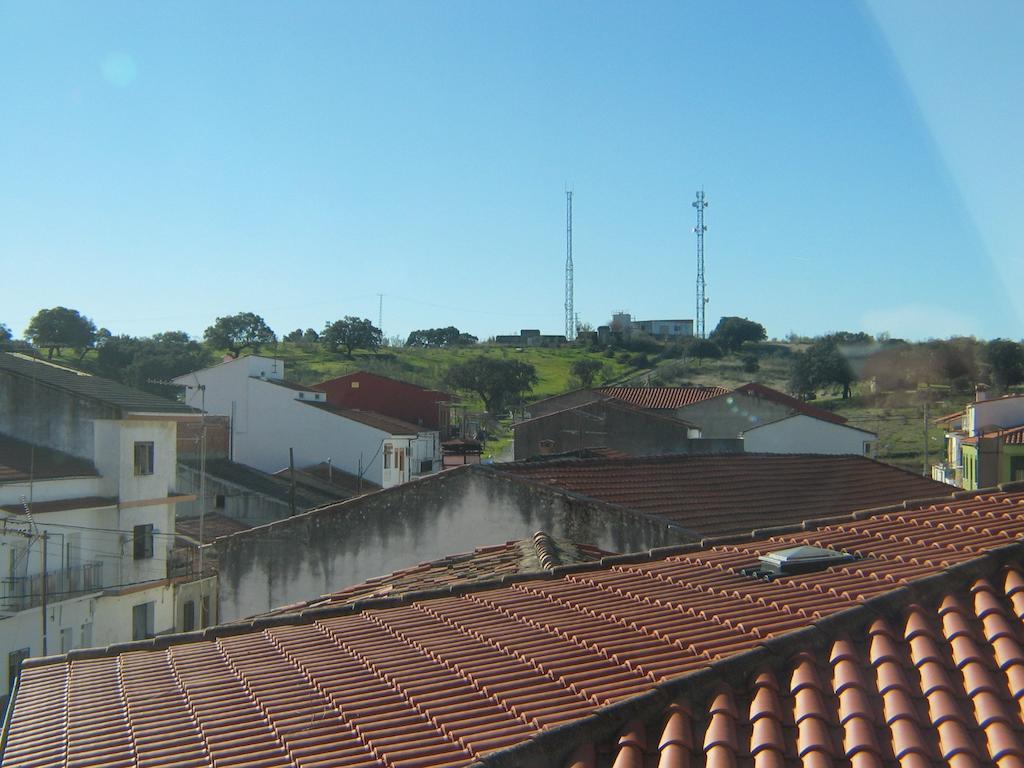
[1,1,1021,342]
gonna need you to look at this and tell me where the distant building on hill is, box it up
[610,312,694,339]
[493,329,567,347]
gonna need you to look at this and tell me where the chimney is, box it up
[976,384,989,402]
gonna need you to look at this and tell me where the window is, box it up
[134,441,155,475]
[397,448,405,473]
[8,648,29,692]
[215,493,226,509]
[132,602,155,641]
[183,600,196,632]
[384,443,393,469]
[133,524,154,560]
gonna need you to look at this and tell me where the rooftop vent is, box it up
[739,545,857,581]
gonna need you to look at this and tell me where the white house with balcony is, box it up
[0,353,214,709]
[173,356,441,488]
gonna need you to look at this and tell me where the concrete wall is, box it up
[212,468,688,621]
[513,402,741,460]
[742,414,873,455]
[675,391,796,439]
[0,369,119,460]
[175,463,293,527]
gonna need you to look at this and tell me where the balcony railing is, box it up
[931,463,961,487]
[1,561,104,612]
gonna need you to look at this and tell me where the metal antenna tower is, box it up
[565,190,574,341]
[377,293,383,332]
[692,189,708,338]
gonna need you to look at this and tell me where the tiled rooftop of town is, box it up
[493,453,951,538]
[596,385,729,410]
[258,531,609,616]
[7,485,1024,768]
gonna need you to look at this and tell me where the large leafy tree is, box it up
[322,316,382,358]
[984,339,1024,390]
[569,358,604,388]
[25,306,98,359]
[790,338,856,399]
[709,316,766,354]
[96,332,213,397]
[0,323,11,348]
[690,339,723,366]
[446,356,538,413]
[406,326,477,348]
[203,312,276,356]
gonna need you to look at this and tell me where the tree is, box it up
[24,306,98,359]
[203,312,276,356]
[283,328,304,343]
[984,339,1024,390]
[689,339,723,366]
[446,357,538,413]
[0,323,10,348]
[406,326,477,348]
[790,338,856,399]
[710,316,767,354]
[95,331,213,397]
[569,358,604,388]
[322,316,382,358]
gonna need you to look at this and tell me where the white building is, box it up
[173,356,441,488]
[740,413,876,455]
[0,352,213,709]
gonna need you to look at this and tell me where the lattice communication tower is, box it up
[693,190,708,338]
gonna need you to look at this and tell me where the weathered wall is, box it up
[0,370,118,459]
[675,391,794,439]
[514,402,742,460]
[176,463,293,527]
[213,467,687,621]
[521,390,604,420]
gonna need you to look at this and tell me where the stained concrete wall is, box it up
[675,391,795,439]
[176,463,294,527]
[0,370,119,459]
[213,467,687,621]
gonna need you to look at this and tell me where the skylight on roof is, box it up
[740,545,857,580]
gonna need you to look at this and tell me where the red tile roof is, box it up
[493,453,951,537]
[732,381,848,424]
[258,532,610,616]
[596,385,729,410]
[303,401,428,435]
[965,424,1024,446]
[8,486,1024,768]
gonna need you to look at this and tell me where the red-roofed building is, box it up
[314,371,454,431]
[934,390,1024,489]
[9,483,1024,768]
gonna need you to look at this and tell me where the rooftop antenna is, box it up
[565,189,574,341]
[693,189,708,338]
[377,293,383,334]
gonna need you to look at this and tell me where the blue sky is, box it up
[1,1,1020,342]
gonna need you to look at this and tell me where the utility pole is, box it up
[693,190,708,338]
[378,293,384,335]
[923,400,930,477]
[198,385,206,576]
[565,190,574,341]
[40,531,48,656]
[289,448,297,517]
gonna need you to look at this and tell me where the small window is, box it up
[384,443,393,469]
[132,602,155,641]
[351,381,360,389]
[8,648,30,692]
[201,595,211,628]
[183,600,196,632]
[397,448,405,473]
[214,494,226,510]
[133,524,154,560]
[134,441,155,476]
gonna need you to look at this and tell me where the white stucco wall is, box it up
[0,581,175,703]
[967,397,1024,435]
[742,414,874,455]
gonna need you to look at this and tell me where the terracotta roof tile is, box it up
[13,489,1024,768]
[595,386,729,410]
[494,453,952,537]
